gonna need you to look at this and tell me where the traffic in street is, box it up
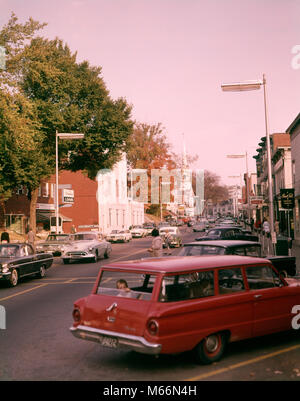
[1,225,300,381]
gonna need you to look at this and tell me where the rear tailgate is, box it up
[83,294,154,337]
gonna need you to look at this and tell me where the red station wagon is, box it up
[70,256,300,364]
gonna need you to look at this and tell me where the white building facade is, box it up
[96,154,144,235]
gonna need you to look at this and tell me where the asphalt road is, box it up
[1,228,300,383]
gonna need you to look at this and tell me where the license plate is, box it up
[99,336,118,348]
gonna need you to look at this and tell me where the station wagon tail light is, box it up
[72,308,81,323]
[147,319,159,335]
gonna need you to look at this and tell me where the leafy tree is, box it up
[0,89,50,228]
[127,122,175,170]
[0,14,133,231]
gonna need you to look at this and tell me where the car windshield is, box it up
[97,270,157,301]
[47,235,69,241]
[160,228,176,234]
[0,245,18,257]
[73,234,96,241]
[179,246,225,256]
[110,230,119,234]
[206,230,221,236]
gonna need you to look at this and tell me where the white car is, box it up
[106,230,132,243]
[159,226,182,248]
[61,232,112,264]
[130,226,147,238]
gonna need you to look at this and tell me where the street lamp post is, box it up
[221,74,275,243]
[55,132,84,234]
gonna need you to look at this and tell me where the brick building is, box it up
[4,155,144,235]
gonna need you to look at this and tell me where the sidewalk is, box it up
[291,241,300,274]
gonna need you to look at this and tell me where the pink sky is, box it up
[1,0,300,186]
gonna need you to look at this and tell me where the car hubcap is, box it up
[11,270,18,285]
[205,335,219,353]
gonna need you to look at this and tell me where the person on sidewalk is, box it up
[262,218,270,238]
[148,229,163,257]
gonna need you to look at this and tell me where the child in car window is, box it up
[116,279,132,297]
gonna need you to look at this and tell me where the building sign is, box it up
[36,203,55,210]
[250,196,264,205]
[62,189,74,204]
[280,188,295,209]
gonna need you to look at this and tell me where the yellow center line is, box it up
[0,283,49,302]
[186,344,300,381]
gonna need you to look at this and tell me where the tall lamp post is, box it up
[221,74,275,242]
[227,153,251,221]
[55,132,84,234]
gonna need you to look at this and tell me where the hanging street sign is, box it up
[280,188,295,209]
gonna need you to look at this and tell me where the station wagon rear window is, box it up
[97,270,157,300]
[159,271,214,302]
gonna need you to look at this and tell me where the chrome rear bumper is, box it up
[70,325,162,355]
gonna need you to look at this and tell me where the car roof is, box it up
[102,255,270,274]
[184,240,261,247]
[209,226,240,230]
[75,231,99,234]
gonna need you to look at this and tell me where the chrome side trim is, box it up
[70,325,162,355]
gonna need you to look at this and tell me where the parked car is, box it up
[159,226,182,248]
[193,220,209,232]
[130,226,147,238]
[0,243,53,287]
[62,231,112,264]
[70,255,300,364]
[106,230,132,243]
[36,233,73,256]
[143,223,156,235]
[179,240,297,277]
[196,227,258,242]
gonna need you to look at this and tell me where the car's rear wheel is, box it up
[36,264,46,278]
[9,268,19,287]
[195,332,227,364]
[104,249,110,259]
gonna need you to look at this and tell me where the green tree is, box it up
[0,14,133,231]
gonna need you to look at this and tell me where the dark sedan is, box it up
[195,227,258,242]
[179,240,297,276]
[0,243,53,287]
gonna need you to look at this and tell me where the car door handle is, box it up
[254,294,262,299]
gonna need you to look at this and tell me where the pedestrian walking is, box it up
[250,217,254,232]
[27,227,36,252]
[148,229,163,257]
[164,229,172,255]
[1,228,10,243]
[262,218,270,238]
